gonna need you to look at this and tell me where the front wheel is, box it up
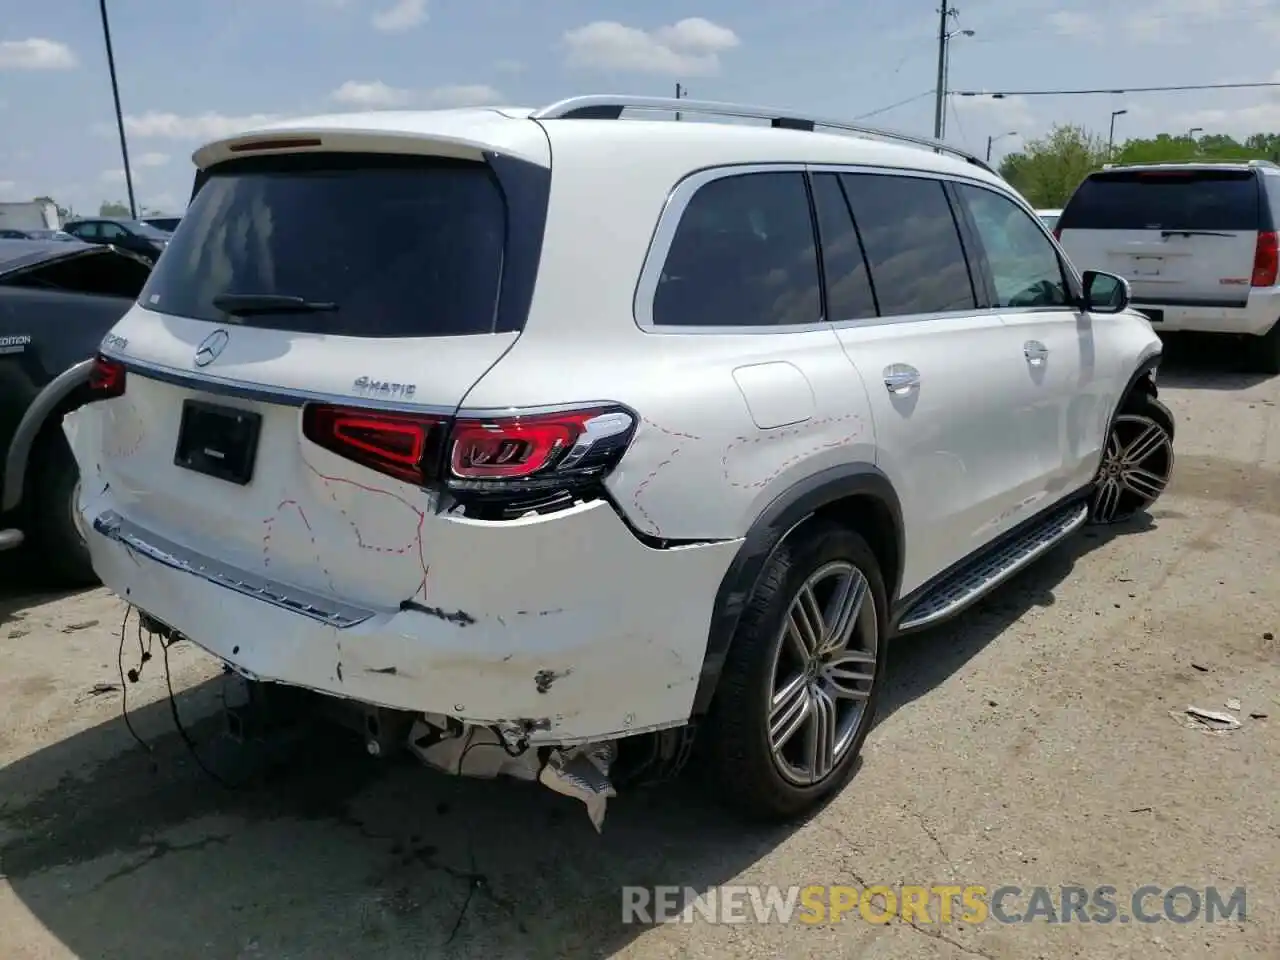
[704,520,886,820]
[1089,392,1175,525]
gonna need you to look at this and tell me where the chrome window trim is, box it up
[634,161,1023,335]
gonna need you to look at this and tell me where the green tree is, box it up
[99,200,131,216]
[998,125,1109,208]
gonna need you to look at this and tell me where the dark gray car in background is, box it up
[0,239,152,584]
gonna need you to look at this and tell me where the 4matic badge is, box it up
[352,377,417,399]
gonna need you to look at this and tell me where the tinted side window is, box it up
[956,184,1069,308]
[839,174,976,316]
[810,173,877,321]
[139,153,506,337]
[1059,170,1260,231]
[99,223,127,240]
[653,171,821,327]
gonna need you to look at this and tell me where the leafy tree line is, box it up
[27,196,170,221]
[998,126,1280,208]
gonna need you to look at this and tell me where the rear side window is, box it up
[1059,169,1260,232]
[139,153,506,337]
[839,173,977,317]
[810,173,878,322]
[652,171,821,327]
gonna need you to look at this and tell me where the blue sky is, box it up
[2,0,1279,217]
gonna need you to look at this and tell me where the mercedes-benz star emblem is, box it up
[194,329,230,367]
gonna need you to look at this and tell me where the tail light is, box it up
[1252,231,1278,287]
[301,402,637,511]
[88,354,126,399]
[1053,227,1062,241]
[302,406,447,485]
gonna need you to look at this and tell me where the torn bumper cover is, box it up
[74,481,742,749]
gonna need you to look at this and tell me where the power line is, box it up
[955,80,1280,98]
[854,90,934,121]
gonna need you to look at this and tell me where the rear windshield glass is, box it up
[139,153,505,336]
[1059,169,1260,232]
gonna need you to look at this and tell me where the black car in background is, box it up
[63,217,171,264]
[142,215,182,232]
[0,238,153,584]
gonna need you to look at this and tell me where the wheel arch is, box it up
[2,359,93,514]
[689,462,904,717]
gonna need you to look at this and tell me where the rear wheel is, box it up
[1089,392,1175,525]
[27,433,97,587]
[704,520,886,820]
[1247,319,1280,376]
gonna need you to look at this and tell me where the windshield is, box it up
[138,152,506,337]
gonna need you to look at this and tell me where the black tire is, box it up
[26,431,98,587]
[703,519,887,821]
[1248,319,1280,376]
[1089,391,1175,525]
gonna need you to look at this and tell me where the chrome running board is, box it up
[897,501,1089,632]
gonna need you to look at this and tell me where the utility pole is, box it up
[933,2,950,139]
[99,0,137,219]
[675,82,684,122]
[1107,108,1127,160]
[986,130,1017,162]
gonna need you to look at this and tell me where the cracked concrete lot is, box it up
[1,338,1277,960]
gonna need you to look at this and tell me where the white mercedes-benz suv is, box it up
[58,95,1174,830]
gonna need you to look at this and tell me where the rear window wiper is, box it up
[1160,229,1235,238]
[212,292,338,316]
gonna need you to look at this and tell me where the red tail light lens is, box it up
[88,355,126,398]
[1053,227,1061,241]
[448,407,632,481]
[301,405,446,485]
[1252,231,1278,287]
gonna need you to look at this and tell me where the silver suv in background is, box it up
[1056,160,1280,373]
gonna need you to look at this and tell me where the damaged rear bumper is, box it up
[77,484,743,746]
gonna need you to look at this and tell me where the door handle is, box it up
[882,364,920,395]
[1023,340,1049,367]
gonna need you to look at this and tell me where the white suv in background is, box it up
[57,95,1174,830]
[1056,160,1280,373]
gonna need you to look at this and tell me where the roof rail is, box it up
[531,95,997,174]
[1103,158,1276,170]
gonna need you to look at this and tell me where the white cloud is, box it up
[494,59,523,74]
[372,0,427,32]
[100,169,127,183]
[330,81,502,109]
[0,180,17,194]
[137,151,169,167]
[424,84,502,107]
[0,38,77,70]
[563,18,741,76]
[332,80,413,108]
[122,111,282,140]
[953,94,1037,135]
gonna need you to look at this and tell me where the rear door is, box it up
[93,148,542,609]
[818,169,1036,594]
[1057,167,1264,307]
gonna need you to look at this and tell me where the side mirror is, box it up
[1081,270,1130,314]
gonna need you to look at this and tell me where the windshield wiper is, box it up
[212,293,338,317]
[1160,229,1234,238]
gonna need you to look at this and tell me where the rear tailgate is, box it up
[1057,167,1265,307]
[86,138,549,610]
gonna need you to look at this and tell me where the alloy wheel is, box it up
[1091,413,1173,523]
[767,560,878,786]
